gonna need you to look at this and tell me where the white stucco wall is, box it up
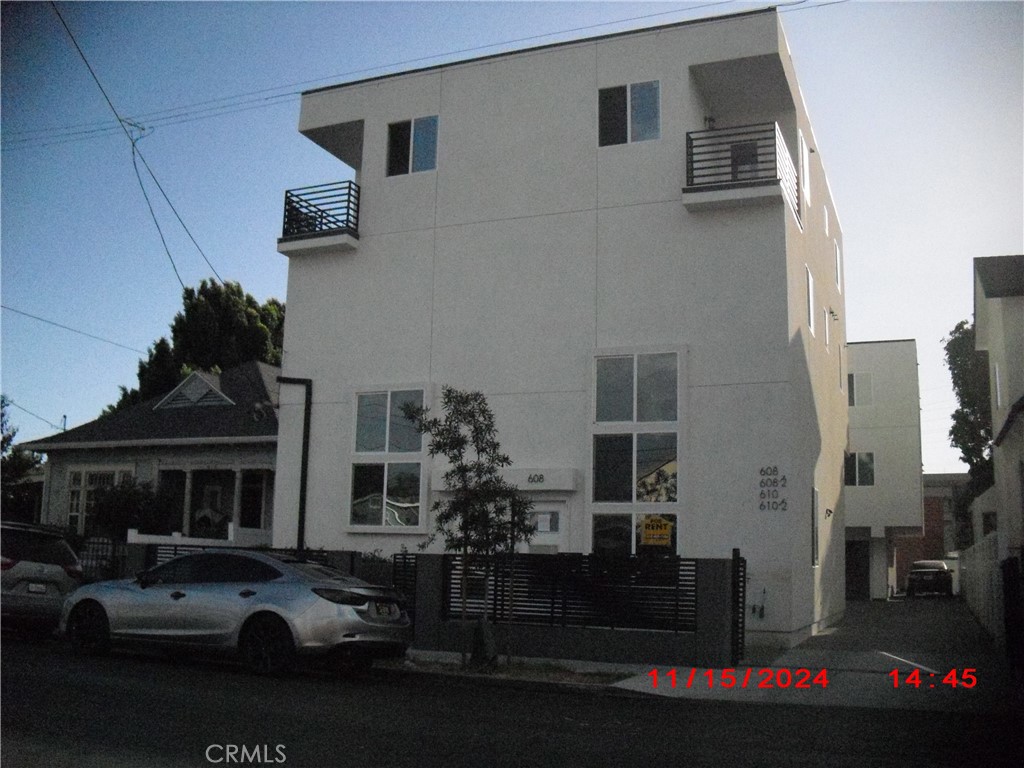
[275,9,847,644]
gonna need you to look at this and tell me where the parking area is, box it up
[614,597,1021,712]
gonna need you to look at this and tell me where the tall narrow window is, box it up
[806,267,815,336]
[351,389,424,527]
[599,81,660,146]
[811,488,820,566]
[387,116,438,176]
[799,130,811,208]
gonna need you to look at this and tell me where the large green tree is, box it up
[943,319,994,547]
[104,281,284,415]
[1,395,43,522]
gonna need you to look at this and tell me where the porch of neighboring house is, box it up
[125,467,274,548]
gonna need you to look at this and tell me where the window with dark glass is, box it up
[598,81,660,146]
[844,452,875,486]
[387,116,438,176]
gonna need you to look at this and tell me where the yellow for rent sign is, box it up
[640,515,673,547]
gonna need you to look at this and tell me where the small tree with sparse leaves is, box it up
[402,386,534,666]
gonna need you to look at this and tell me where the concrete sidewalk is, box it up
[613,598,1020,712]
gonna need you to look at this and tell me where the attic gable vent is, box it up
[155,373,234,410]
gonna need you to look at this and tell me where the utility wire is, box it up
[1,304,147,354]
[7,0,840,151]
[5,398,65,432]
[48,1,223,285]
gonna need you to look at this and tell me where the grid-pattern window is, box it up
[593,352,679,506]
[67,469,132,535]
[387,116,438,176]
[844,452,875,486]
[598,81,660,146]
[351,389,424,527]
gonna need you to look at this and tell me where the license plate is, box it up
[374,601,397,618]
[27,583,47,594]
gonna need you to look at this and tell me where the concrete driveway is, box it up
[614,597,1020,712]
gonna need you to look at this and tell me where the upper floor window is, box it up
[351,389,424,528]
[387,116,438,176]
[835,241,842,293]
[845,452,875,486]
[598,81,660,146]
[806,267,815,337]
[596,352,677,423]
[848,372,873,407]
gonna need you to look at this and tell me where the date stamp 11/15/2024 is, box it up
[648,668,980,691]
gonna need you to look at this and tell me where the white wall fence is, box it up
[958,532,1004,642]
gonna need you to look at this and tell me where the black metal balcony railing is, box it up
[685,122,799,217]
[281,181,360,240]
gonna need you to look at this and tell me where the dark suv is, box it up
[906,560,953,598]
[1,522,84,635]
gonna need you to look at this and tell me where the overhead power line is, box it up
[5,398,66,432]
[1,304,147,354]
[48,1,223,287]
[5,0,845,152]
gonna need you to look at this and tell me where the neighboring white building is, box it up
[973,255,1024,565]
[844,340,924,599]
[273,8,847,647]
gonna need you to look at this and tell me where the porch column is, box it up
[182,470,193,536]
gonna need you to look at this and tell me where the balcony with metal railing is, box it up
[276,180,360,256]
[682,123,800,220]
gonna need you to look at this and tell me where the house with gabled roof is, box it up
[20,361,279,547]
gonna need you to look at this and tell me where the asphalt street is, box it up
[1,597,1021,768]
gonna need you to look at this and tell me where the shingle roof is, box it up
[22,362,280,450]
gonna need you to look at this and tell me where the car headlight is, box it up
[312,588,369,606]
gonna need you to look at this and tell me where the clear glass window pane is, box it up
[593,514,632,558]
[596,356,634,422]
[356,393,388,452]
[630,81,660,142]
[636,433,677,502]
[858,453,875,486]
[593,434,633,502]
[636,514,676,555]
[637,353,677,422]
[351,464,385,525]
[412,116,438,173]
[385,463,420,527]
[844,453,857,486]
[388,390,423,452]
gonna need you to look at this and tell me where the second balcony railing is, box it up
[685,123,799,218]
[281,181,360,241]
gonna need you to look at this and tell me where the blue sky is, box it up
[2,1,1022,474]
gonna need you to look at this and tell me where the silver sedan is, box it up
[61,549,411,675]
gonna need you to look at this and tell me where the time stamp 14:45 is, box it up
[889,668,977,688]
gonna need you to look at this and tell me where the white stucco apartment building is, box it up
[272,8,848,646]
[844,340,925,600]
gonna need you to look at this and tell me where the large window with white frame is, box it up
[68,467,133,535]
[350,389,425,528]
